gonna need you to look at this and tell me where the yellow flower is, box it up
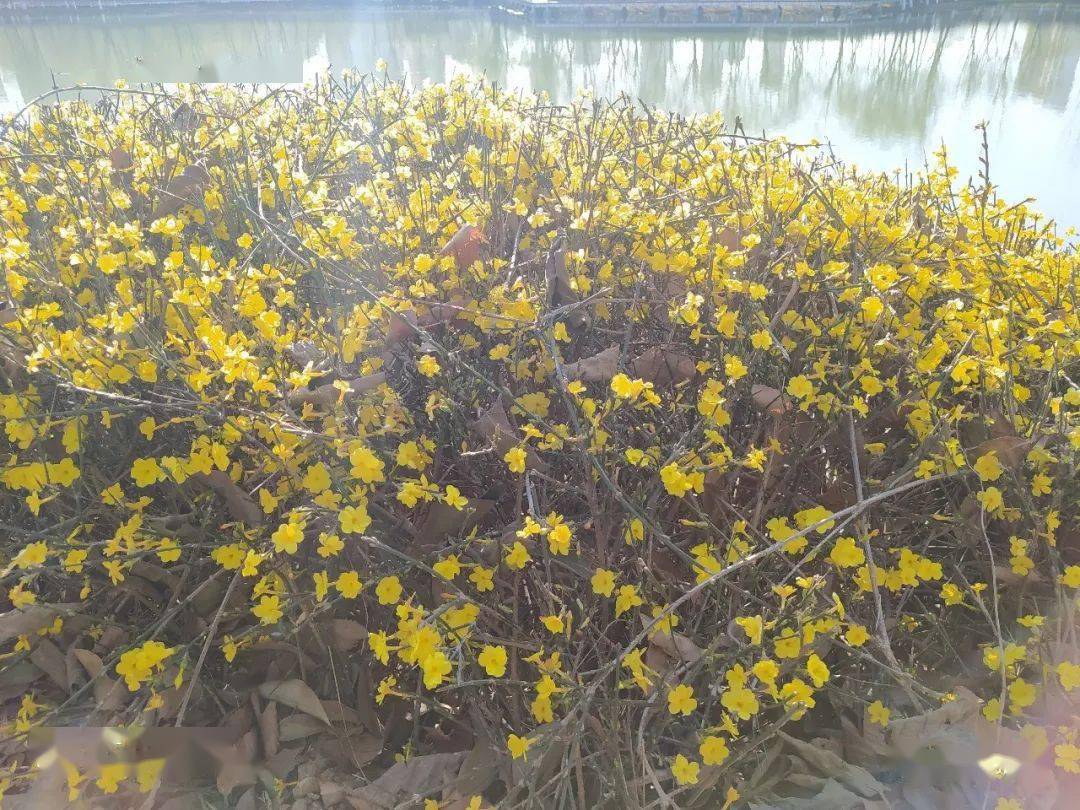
[735,615,763,645]
[973,451,1003,482]
[12,540,47,569]
[829,536,865,568]
[96,762,129,794]
[252,595,283,625]
[786,375,815,400]
[591,568,616,597]
[469,566,495,592]
[417,354,440,377]
[547,523,572,555]
[540,615,565,634]
[1061,566,1080,589]
[1007,678,1037,712]
[1055,742,1080,774]
[721,686,759,720]
[271,521,303,554]
[443,485,468,510]
[504,541,531,570]
[670,754,699,786]
[115,640,174,691]
[507,734,532,760]
[317,533,344,557]
[339,504,371,534]
[131,457,164,487]
[433,555,461,580]
[844,624,870,646]
[615,584,643,617]
[335,571,362,599]
[504,446,527,474]
[477,645,508,677]
[699,735,729,766]
[941,583,964,605]
[806,654,830,688]
[667,684,697,716]
[313,571,329,602]
[375,575,403,605]
[868,700,891,726]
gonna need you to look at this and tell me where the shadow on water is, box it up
[1,3,1079,225]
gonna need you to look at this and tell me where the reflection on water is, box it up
[2,5,1079,224]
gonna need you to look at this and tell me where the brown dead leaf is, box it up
[469,398,547,472]
[278,713,328,742]
[30,638,69,691]
[72,649,126,711]
[287,373,386,410]
[440,224,485,270]
[258,680,330,726]
[969,435,1033,469]
[153,163,211,219]
[562,345,619,383]
[347,751,466,809]
[752,383,793,416]
[886,686,981,764]
[416,498,495,549]
[644,622,704,665]
[630,347,695,388]
[779,732,884,799]
[718,226,742,253]
[196,471,263,527]
[259,701,279,759]
[0,604,72,642]
[329,619,367,652]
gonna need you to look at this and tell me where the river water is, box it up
[2,4,1079,227]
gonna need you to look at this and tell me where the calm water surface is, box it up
[2,5,1079,226]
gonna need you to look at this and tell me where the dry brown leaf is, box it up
[30,638,69,691]
[562,345,619,383]
[72,649,126,711]
[469,398,547,472]
[630,347,695,388]
[347,751,466,809]
[258,680,330,726]
[259,701,279,759]
[440,224,485,270]
[641,617,704,665]
[885,686,981,764]
[287,372,386,410]
[752,383,793,416]
[153,163,211,219]
[196,471,263,527]
[718,226,742,252]
[778,732,884,799]
[969,435,1033,469]
[278,713,328,742]
[329,619,367,652]
[0,604,71,642]
[416,498,494,549]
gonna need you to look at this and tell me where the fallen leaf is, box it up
[259,700,279,759]
[562,345,619,383]
[196,471,263,527]
[441,224,485,270]
[751,384,793,416]
[347,751,466,809]
[330,619,367,652]
[630,347,695,388]
[153,163,211,219]
[278,713,328,742]
[287,373,386,410]
[886,686,981,765]
[778,732,884,798]
[258,680,330,726]
[469,397,547,472]
[30,639,69,691]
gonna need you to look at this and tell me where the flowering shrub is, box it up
[0,75,1077,807]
